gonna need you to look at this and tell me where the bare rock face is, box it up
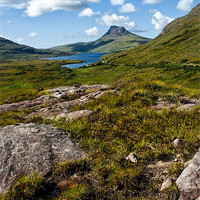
[66,110,93,121]
[0,123,87,194]
[176,148,200,200]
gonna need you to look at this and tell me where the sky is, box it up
[0,0,199,48]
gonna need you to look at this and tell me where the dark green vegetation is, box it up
[51,26,150,53]
[104,4,200,64]
[0,37,73,60]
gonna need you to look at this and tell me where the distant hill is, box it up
[51,26,150,53]
[104,4,200,64]
[0,37,72,60]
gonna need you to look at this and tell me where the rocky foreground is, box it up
[0,84,200,199]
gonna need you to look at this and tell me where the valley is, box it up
[0,3,200,200]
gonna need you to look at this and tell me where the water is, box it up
[44,53,107,68]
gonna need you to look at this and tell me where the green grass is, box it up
[0,58,200,199]
[0,59,83,104]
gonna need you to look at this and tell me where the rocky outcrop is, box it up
[26,90,112,119]
[0,123,87,194]
[176,148,200,200]
[0,84,110,113]
[151,96,200,111]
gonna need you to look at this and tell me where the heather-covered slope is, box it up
[104,4,200,64]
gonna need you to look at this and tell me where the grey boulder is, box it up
[0,123,87,194]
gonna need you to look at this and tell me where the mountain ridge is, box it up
[104,3,200,64]
[0,37,73,60]
[51,26,150,53]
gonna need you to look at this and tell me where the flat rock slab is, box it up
[176,148,200,200]
[0,123,87,194]
[66,110,93,121]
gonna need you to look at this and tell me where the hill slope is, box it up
[51,26,150,53]
[104,4,200,64]
[0,37,72,60]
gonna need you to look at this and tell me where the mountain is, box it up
[51,26,150,53]
[104,4,200,64]
[0,37,72,60]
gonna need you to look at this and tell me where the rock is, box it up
[0,84,111,113]
[176,148,200,200]
[160,178,173,191]
[173,138,182,148]
[126,152,138,163]
[0,123,87,194]
[177,104,197,111]
[66,110,93,121]
[26,90,113,119]
[55,113,67,121]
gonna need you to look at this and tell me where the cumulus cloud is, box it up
[110,0,125,6]
[98,13,135,30]
[79,8,100,17]
[85,27,99,36]
[143,0,162,4]
[0,0,89,17]
[177,0,194,11]
[25,0,88,17]
[29,32,37,37]
[16,37,24,42]
[151,11,174,30]
[119,3,137,13]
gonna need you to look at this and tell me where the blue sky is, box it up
[0,0,199,48]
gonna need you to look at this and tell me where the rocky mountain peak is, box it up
[102,25,134,38]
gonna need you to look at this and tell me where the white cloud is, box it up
[0,35,3,38]
[143,0,162,4]
[79,8,100,17]
[0,0,89,17]
[149,9,158,13]
[0,0,27,9]
[88,0,100,2]
[119,3,137,13]
[85,27,99,36]
[177,0,194,11]
[25,0,88,17]
[16,37,24,42]
[110,0,125,6]
[98,13,135,30]
[7,20,12,23]
[29,32,37,37]
[151,11,174,30]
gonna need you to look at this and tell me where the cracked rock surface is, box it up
[0,123,87,194]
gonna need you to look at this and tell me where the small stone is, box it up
[160,178,173,191]
[55,113,67,121]
[173,139,182,148]
[126,152,138,163]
